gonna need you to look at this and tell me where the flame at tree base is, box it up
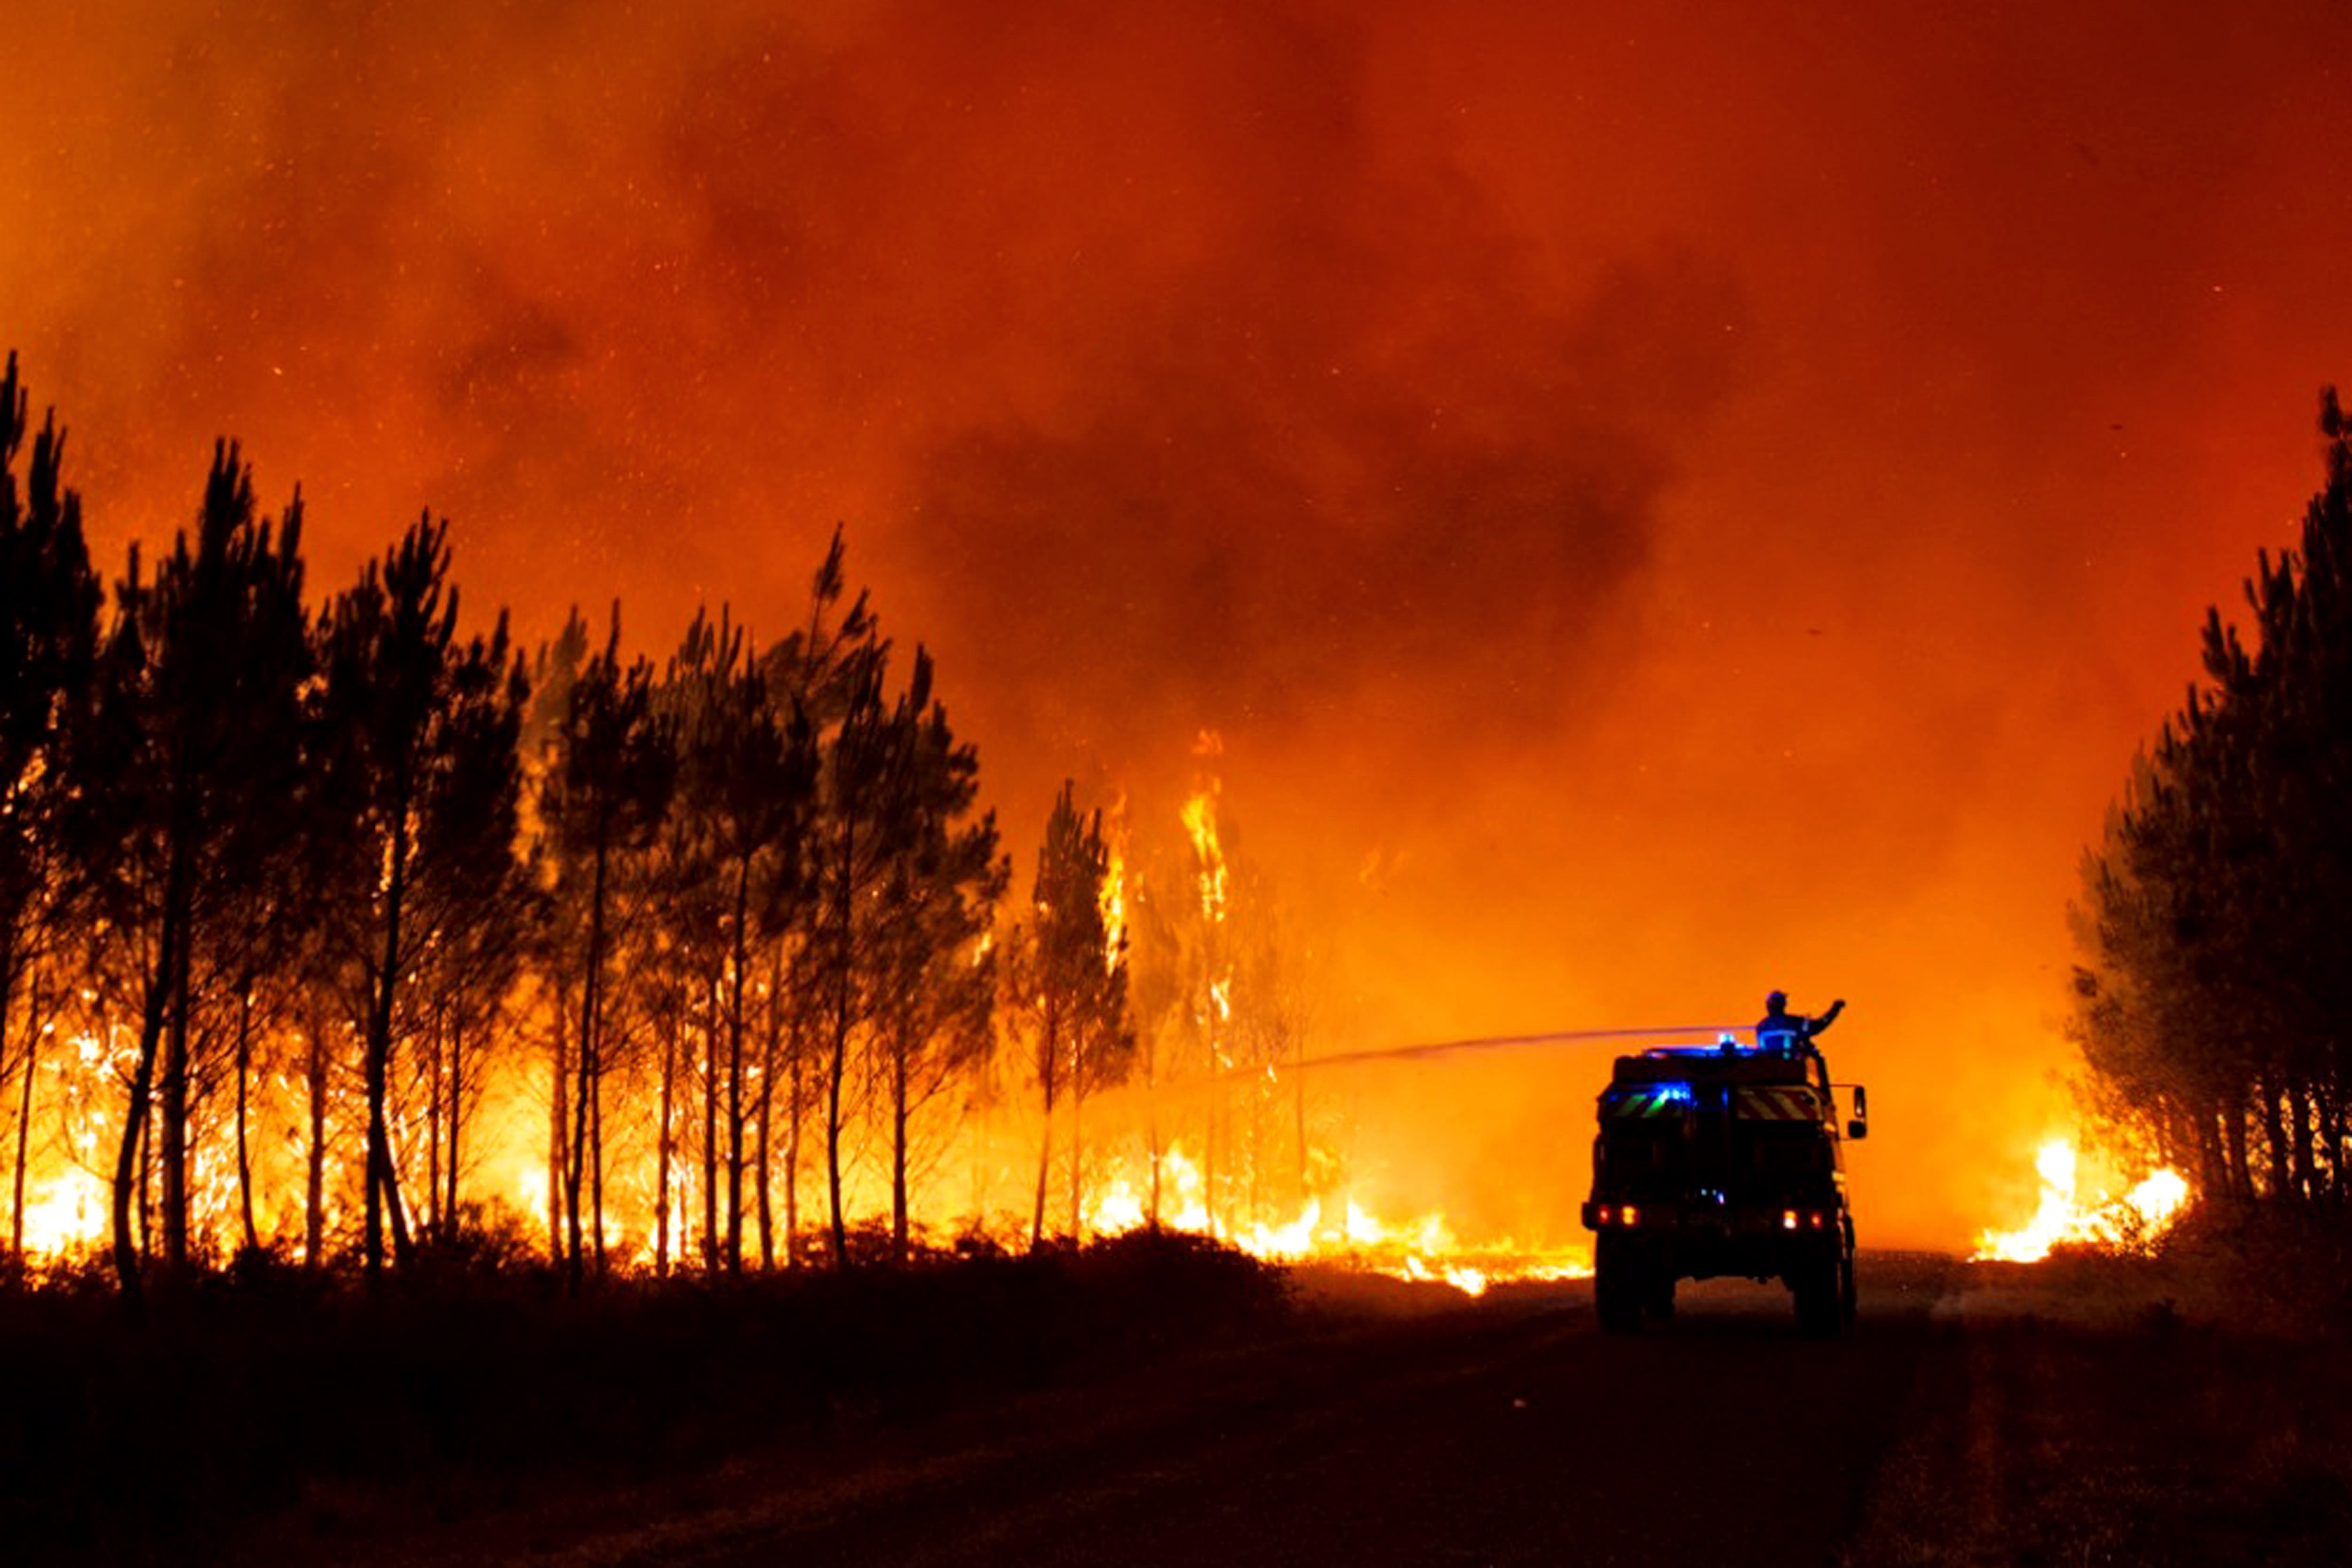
[1084,1153,1589,1296]
[1972,1139,2191,1263]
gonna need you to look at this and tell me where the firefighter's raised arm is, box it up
[1811,997,1847,1037]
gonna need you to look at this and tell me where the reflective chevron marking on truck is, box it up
[1736,1086,1822,1121]
[1605,1085,1693,1118]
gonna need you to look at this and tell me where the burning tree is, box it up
[867,652,1003,1263]
[1122,760,1325,1240]
[757,533,875,1266]
[0,356,1531,1294]
[656,608,817,1273]
[316,516,533,1274]
[403,621,535,1249]
[540,613,676,1288]
[0,354,98,1260]
[71,445,312,1304]
[1011,781,1133,1250]
[803,623,1004,1266]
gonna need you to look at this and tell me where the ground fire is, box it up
[0,726,2178,1295]
[1972,1139,2192,1264]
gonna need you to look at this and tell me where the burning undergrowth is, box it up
[1972,1138,2192,1265]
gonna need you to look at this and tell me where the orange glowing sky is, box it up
[10,0,2352,1247]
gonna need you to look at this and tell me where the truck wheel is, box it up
[1793,1255,1843,1338]
[1838,1250,1858,1330]
[1644,1273,1676,1322]
[1594,1237,1644,1335]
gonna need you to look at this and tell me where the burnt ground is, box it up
[216,1250,2352,1568]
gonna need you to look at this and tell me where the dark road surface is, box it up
[477,1252,1960,1568]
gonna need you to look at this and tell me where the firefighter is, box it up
[1756,990,1843,1055]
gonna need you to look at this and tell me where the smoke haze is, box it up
[11,0,2352,1245]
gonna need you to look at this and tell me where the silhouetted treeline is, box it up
[0,354,1063,1297]
[0,354,1329,1300]
[2074,390,2352,1207]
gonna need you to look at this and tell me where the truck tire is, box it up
[1793,1252,1844,1338]
[1840,1218,1859,1329]
[1594,1235,1644,1335]
[1644,1272,1676,1322]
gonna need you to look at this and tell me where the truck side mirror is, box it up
[1846,1084,1868,1141]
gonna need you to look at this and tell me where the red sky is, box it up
[10,0,2352,1246]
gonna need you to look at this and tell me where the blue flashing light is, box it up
[1654,1082,1694,1105]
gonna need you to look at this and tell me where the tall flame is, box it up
[1100,795,1129,963]
[1972,1139,2191,1263]
[1181,792,1228,926]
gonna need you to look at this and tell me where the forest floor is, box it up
[10,1229,2352,1566]
[1848,1242,2352,1567]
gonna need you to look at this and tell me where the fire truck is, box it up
[1579,1037,1867,1336]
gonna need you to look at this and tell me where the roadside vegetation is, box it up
[2071,391,2352,1232]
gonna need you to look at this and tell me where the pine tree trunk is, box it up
[756,944,783,1269]
[0,939,14,1250]
[138,1116,152,1261]
[2260,1078,2290,1200]
[304,1018,327,1266]
[656,1004,676,1276]
[445,1009,465,1229]
[425,1010,443,1243]
[13,968,42,1257]
[112,876,182,1310]
[826,815,855,1269]
[1031,1009,1058,1252]
[1068,1050,1083,1244]
[549,982,570,1265]
[702,979,720,1270]
[159,931,191,1274]
[786,1010,805,1267]
[2289,1081,2316,1203]
[569,836,609,1292]
[591,1043,607,1274]
[236,987,259,1255]
[727,857,751,1273]
[366,801,411,1277]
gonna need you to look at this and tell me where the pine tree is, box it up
[0,355,99,1254]
[541,610,674,1289]
[672,610,816,1271]
[1014,782,1132,1250]
[2075,390,2352,1205]
[868,649,1003,1262]
[75,443,310,1302]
